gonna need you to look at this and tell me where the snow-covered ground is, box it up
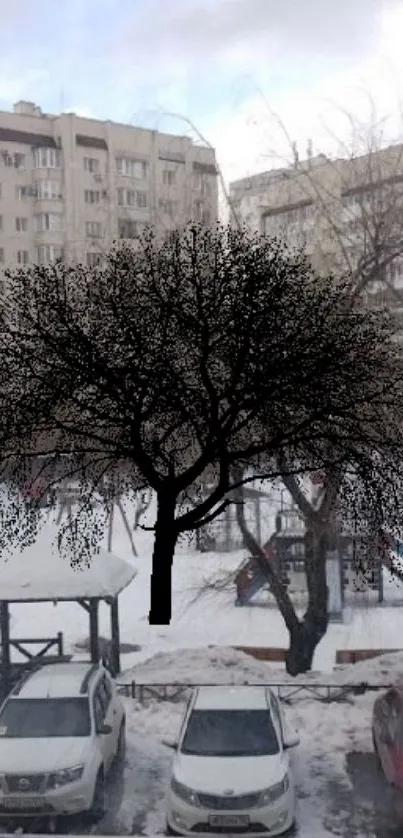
[4,494,403,835]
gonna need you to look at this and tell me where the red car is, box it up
[372,686,403,808]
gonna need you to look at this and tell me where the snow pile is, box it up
[121,645,310,685]
[332,649,403,687]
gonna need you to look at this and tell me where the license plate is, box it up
[1,798,45,810]
[209,815,250,828]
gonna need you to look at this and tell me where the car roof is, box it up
[193,686,271,711]
[12,662,101,700]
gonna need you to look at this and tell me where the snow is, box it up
[0,527,136,601]
[114,645,394,837]
[5,490,403,835]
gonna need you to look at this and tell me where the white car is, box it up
[0,661,125,821]
[166,686,299,837]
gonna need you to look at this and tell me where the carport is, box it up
[0,532,136,698]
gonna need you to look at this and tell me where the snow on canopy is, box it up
[0,532,137,601]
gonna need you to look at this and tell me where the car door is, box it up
[93,681,115,771]
[376,690,401,783]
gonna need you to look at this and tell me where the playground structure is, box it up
[235,506,388,608]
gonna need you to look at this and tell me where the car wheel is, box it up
[89,770,106,822]
[116,718,126,762]
[166,823,181,836]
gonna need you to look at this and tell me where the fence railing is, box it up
[116,680,392,705]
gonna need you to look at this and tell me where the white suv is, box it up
[0,661,125,821]
[166,686,299,837]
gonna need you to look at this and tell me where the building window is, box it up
[118,219,139,239]
[35,245,64,264]
[163,169,176,186]
[0,248,4,263]
[159,199,178,218]
[32,148,62,169]
[201,179,211,197]
[16,185,36,200]
[137,191,147,209]
[83,157,99,173]
[35,181,62,200]
[116,157,148,179]
[17,250,29,265]
[14,153,25,169]
[86,252,102,267]
[34,213,63,232]
[84,190,100,204]
[85,221,103,238]
[16,217,28,232]
[117,188,136,207]
[193,173,202,190]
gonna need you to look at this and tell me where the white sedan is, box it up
[165,685,299,836]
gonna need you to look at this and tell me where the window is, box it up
[118,218,139,239]
[181,710,279,757]
[14,153,25,169]
[35,245,63,264]
[163,169,176,186]
[86,251,102,267]
[17,250,29,265]
[84,190,100,204]
[16,185,37,200]
[35,181,61,200]
[201,179,211,197]
[85,221,103,238]
[159,199,177,217]
[193,172,202,190]
[83,157,99,173]
[34,213,63,232]
[116,156,148,179]
[16,217,28,232]
[117,188,135,207]
[0,698,90,738]
[137,191,147,209]
[0,248,4,263]
[32,147,62,169]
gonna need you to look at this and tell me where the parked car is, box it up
[165,685,299,836]
[0,661,125,821]
[372,685,403,799]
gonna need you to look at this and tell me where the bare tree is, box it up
[226,103,403,673]
[0,222,400,629]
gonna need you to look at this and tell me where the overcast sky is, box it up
[0,0,402,183]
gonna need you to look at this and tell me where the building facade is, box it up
[229,145,403,324]
[0,101,218,269]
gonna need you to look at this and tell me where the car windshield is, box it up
[181,709,279,757]
[0,697,91,738]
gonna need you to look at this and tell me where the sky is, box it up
[1,0,403,184]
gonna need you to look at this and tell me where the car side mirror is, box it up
[283,732,300,749]
[162,738,178,750]
[97,723,112,736]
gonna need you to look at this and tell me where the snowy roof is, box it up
[0,533,137,602]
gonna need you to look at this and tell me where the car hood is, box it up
[173,752,288,795]
[0,738,89,773]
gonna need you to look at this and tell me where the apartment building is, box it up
[0,101,218,269]
[229,144,403,322]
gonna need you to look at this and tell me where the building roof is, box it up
[194,686,271,711]
[0,532,136,602]
[15,662,98,699]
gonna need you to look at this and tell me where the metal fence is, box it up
[116,680,393,705]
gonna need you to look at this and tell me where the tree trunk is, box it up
[149,491,178,625]
[285,525,329,675]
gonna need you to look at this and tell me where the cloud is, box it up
[112,0,389,86]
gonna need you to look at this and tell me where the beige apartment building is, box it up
[0,101,218,269]
[229,144,403,321]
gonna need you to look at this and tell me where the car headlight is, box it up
[171,777,201,807]
[258,774,290,806]
[47,764,84,790]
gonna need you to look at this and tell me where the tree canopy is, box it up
[0,222,401,625]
